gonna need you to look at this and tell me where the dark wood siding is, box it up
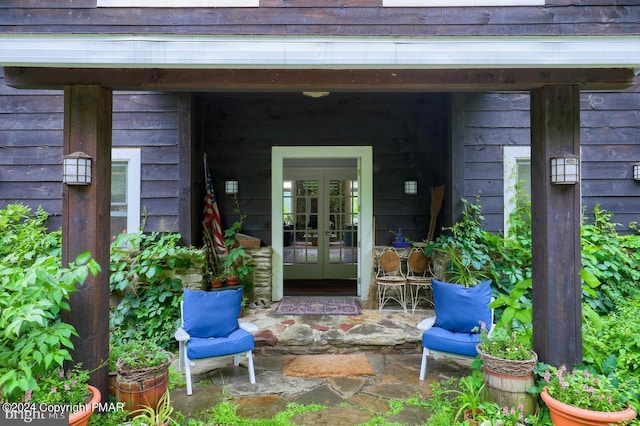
[113,92,181,233]
[461,81,640,234]
[0,68,64,225]
[197,92,449,246]
[0,69,181,232]
[0,2,637,37]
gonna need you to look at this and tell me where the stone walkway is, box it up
[170,305,473,425]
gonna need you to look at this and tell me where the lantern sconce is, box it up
[633,163,640,181]
[225,179,239,195]
[550,155,580,185]
[63,151,92,185]
[404,180,418,195]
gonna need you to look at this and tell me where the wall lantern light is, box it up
[404,180,418,195]
[63,151,92,185]
[634,163,640,181]
[550,155,580,185]
[225,179,239,194]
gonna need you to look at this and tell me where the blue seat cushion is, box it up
[431,279,492,333]
[183,287,243,338]
[422,326,482,357]
[186,328,255,360]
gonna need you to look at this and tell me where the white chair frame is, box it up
[417,304,495,380]
[175,301,257,395]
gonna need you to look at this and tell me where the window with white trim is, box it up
[503,146,531,236]
[111,148,141,240]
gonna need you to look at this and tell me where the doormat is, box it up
[274,296,361,316]
[283,354,374,378]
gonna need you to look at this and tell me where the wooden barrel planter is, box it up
[116,353,173,412]
[477,346,538,415]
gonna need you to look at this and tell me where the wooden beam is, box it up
[4,67,635,92]
[178,93,197,245]
[531,85,582,368]
[61,85,112,401]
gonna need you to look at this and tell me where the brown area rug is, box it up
[283,354,375,378]
[274,296,361,316]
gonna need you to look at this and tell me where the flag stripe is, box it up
[203,157,226,253]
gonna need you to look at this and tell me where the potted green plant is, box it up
[210,272,226,289]
[130,390,174,426]
[447,374,486,425]
[539,364,637,425]
[476,324,538,415]
[24,364,101,426]
[115,339,173,413]
[221,195,255,286]
[475,278,538,414]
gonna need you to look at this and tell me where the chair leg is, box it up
[184,353,193,396]
[247,350,256,384]
[419,347,429,380]
[234,354,240,366]
[177,341,184,372]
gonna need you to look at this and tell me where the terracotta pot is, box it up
[69,385,101,426]
[463,408,482,426]
[541,387,637,426]
[226,276,240,286]
[210,278,224,289]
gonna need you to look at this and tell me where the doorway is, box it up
[282,166,358,295]
[271,147,374,302]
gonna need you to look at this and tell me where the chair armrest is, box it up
[416,316,436,331]
[174,327,191,342]
[487,322,496,337]
[239,322,259,333]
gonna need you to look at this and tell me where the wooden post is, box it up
[61,85,112,401]
[530,85,582,368]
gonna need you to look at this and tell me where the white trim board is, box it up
[0,35,638,69]
[384,0,543,5]
[271,146,373,302]
[98,0,258,6]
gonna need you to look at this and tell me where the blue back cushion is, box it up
[432,279,492,333]
[183,288,242,338]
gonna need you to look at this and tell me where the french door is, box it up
[283,168,358,280]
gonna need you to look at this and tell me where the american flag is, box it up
[203,155,226,253]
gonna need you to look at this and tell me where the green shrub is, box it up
[109,231,204,349]
[0,203,60,265]
[0,204,100,400]
[582,297,640,410]
[0,252,100,400]
[581,205,640,314]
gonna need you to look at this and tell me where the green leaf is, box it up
[580,268,601,289]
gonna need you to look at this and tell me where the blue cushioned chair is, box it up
[418,279,493,380]
[175,287,256,395]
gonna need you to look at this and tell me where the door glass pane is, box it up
[329,179,358,265]
[111,161,128,239]
[283,179,319,265]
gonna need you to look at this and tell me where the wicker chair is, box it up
[376,247,407,312]
[405,247,434,313]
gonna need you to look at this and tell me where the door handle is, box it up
[325,231,332,236]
